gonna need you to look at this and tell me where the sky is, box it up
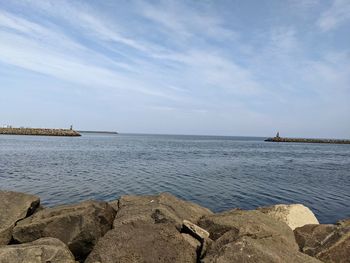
[0,0,349,138]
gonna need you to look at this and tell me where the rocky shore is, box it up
[0,128,81,137]
[0,191,349,263]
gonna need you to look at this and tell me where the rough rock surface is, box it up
[198,209,298,249]
[337,219,350,228]
[294,221,350,263]
[197,209,315,262]
[0,237,75,263]
[258,204,319,230]
[111,192,212,229]
[202,233,322,263]
[85,223,198,263]
[12,200,116,260]
[182,219,210,242]
[181,233,201,251]
[0,191,40,245]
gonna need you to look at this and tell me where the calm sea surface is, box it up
[1,133,349,223]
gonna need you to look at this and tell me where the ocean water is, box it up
[0,133,349,223]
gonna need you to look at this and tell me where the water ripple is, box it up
[0,134,349,223]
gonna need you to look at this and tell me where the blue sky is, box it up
[0,0,349,137]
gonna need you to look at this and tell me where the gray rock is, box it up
[182,219,210,242]
[202,233,322,263]
[181,233,201,251]
[0,237,75,263]
[198,209,298,249]
[85,223,198,263]
[294,224,339,256]
[200,237,213,259]
[0,191,40,245]
[12,200,116,261]
[198,209,315,262]
[113,192,212,229]
[294,221,350,263]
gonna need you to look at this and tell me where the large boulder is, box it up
[0,237,75,263]
[294,224,339,256]
[0,191,40,245]
[85,223,198,263]
[197,209,308,261]
[202,232,322,263]
[12,200,116,261]
[198,209,298,249]
[294,220,350,262]
[111,192,212,229]
[257,204,319,230]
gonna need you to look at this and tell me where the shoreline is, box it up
[1,190,348,262]
[0,127,81,137]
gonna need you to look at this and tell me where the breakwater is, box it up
[265,137,350,144]
[0,190,349,262]
[0,127,81,137]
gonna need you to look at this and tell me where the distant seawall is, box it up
[0,127,81,137]
[265,137,350,144]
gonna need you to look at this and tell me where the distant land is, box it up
[0,127,81,137]
[0,127,119,136]
[265,134,350,144]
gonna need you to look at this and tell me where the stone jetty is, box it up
[265,136,350,144]
[1,190,349,263]
[0,127,81,137]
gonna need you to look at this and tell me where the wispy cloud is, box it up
[0,0,349,136]
[317,0,350,31]
[0,7,180,100]
[288,0,319,10]
[0,0,262,101]
[137,1,237,42]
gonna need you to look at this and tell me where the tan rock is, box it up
[200,237,213,259]
[181,233,201,250]
[112,192,212,230]
[198,209,298,249]
[0,237,75,263]
[202,234,322,263]
[12,200,116,261]
[258,204,319,230]
[337,218,350,228]
[294,221,350,263]
[0,191,40,245]
[198,209,319,262]
[85,223,198,263]
[182,219,210,241]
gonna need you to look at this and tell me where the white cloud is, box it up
[1,0,349,136]
[7,0,165,55]
[0,22,178,100]
[318,0,350,31]
[0,0,260,102]
[137,1,238,43]
[303,51,350,94]
[288,0,319,10]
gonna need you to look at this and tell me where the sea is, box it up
[1,133,349,224]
